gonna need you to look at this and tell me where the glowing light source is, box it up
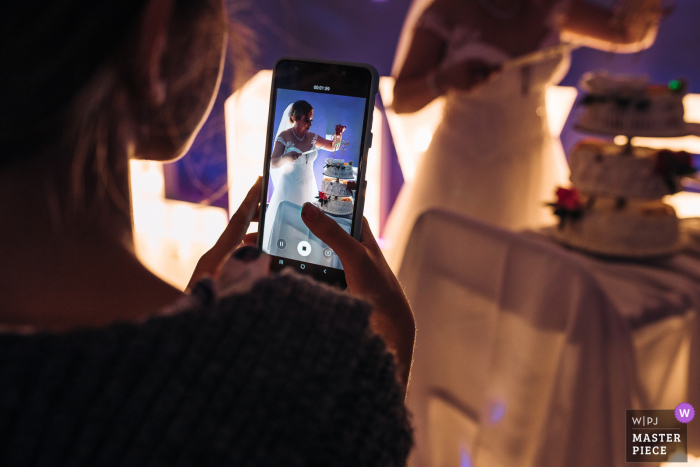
[414,128,433,152]
[379,77,443,183]
[631,94,700,154]
[130,159,229,290]
[545,86,578,137]
[665,191,700,219]
[225,70,273,235]
[614,135,629,145]
[662,453,700,466]
[365,107,383,234]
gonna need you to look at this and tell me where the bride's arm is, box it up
[393,26,499,114]
[314,134,343,151]
[559,0,662,53]
[270,141,296,168]
[392,27,446,114]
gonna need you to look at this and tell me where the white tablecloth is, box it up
[398,209,700,467]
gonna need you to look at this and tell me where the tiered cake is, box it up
[551,72,697,257]
[316,158,356,216]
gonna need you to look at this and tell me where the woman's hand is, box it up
[187,177,262,290]
[301,202,415,397]
[283,151,301,162]
[436,60,501,93]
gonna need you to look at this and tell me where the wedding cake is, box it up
[317,162,357,216]
[577,72,687,137]
[324,158,354,179]
[551,73,697,257]
[322,177,354,197]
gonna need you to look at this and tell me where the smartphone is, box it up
[258,58,378,289]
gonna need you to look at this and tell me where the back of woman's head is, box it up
[0,0,227,170]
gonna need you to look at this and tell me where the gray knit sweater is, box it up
[0,273,412,466]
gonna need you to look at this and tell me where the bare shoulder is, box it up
[277,129,293,139]
[423,0,479,29]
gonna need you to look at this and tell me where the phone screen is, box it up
[259,59,375,287]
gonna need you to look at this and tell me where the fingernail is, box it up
[302,202,320,220]
[233,246,263,263]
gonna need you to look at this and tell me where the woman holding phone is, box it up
[0,0,414,465]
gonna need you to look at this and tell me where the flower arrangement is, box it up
[315,191,329,206]
[549,187,584,227]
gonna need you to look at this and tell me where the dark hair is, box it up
[0,1,149,166]
[288,100,313,124]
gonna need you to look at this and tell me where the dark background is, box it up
[165,0,700,212]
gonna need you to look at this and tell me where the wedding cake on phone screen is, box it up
[317,161,356,216]
[550,72,697,258]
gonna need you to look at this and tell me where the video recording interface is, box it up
[262,87,368,272]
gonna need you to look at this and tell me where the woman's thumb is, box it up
[301,202,357,257]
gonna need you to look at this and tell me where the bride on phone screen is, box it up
[264,100,345,250]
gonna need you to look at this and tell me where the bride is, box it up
[263,100,345,250]
[382,0,663,271]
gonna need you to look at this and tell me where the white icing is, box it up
[581,72,648,96]
[552,198,680,257]
[318,197,353,215]
[323,158,354,179]
[577,73,686,137]
[569,140,680,199]
[322,178,353,197]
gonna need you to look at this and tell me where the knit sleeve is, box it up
[0,273,412,467]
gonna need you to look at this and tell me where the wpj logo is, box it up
[626,409,688,462]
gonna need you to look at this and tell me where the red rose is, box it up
[556,187,582,210]
[318,191,328,201]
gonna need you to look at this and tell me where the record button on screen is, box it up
[297,241,311,257]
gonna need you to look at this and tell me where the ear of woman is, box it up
[127,0,227,162]
[137,0,175,107]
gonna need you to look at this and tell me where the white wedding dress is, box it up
[263,132,319,251]
[383,5,572,271]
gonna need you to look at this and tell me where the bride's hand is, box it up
[436,60,501,93]
[333,125,346,149]
[283,152,301,162]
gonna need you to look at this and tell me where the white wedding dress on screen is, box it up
[383,2,572,271]
[263,104,319,251]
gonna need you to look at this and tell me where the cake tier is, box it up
[318,196,353,216]
[321,177,353,197]
[551,198,680,257]
[577,72,686,137]
[324,158,354,179]
[569,140,682,199]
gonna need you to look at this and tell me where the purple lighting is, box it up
[460,446,473,467]
[489,401,506,424]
